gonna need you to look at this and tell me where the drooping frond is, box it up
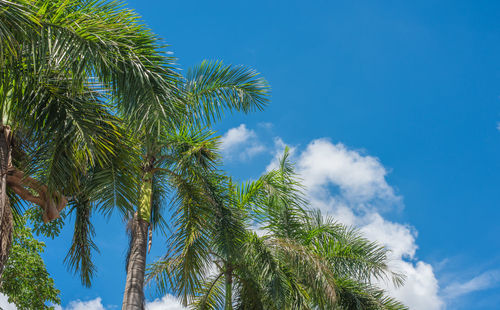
[149,172,170,234]
[302,210,405,287]
[85,134,141,218]
[270,237,338,309]
[10,81,141,221]
[238,232,310,309]
[333,277,409,310]
[159,137,221,304]
[190,271,225,310]
[64,196,98,287]
[0,0,37,59]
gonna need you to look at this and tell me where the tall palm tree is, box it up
[0,0,181,276]
[148,149,408,309]
[247,151,407,309]
[121,61,270,310]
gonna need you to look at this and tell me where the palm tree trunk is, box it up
[122,180,152,310]
[0,125,13,277]
[225,266,233,310]
[122,212,149,310]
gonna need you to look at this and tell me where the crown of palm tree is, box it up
[0,0,184,285]
[147,148,408,310]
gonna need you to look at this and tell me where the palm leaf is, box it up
[184,60,270,126]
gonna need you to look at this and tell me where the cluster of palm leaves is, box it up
[0,0,180,274]
[147,147,408,310]
[0,0,408,309]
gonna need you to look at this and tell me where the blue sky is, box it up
[2,1,500,309]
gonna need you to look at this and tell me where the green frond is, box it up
[270,237,338,309]
[191,271,225,310]
[161,126,221,171]
[303,211,406,287]
[334,277,409,310]
[167,174,214,304]
[184,60,270,126]
[146,254,178,296]
[0,0,38,60]
[63,196,98,287]
[149,172,170,233]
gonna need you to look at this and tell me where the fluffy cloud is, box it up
[220,124,265,160]
[0,293,17,310]
[298,139,398,207]
[146,295,186,310]
[360,213,417,260]
[221,124,255,150]
[266,138,444,310]
[63,298,106,310]
[0,294,107,310]
[261,136,500,309]
[0,295,185,310]
[60,296,185,310]
[389,261,443,309]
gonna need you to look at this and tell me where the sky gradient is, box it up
[2,1,500,309]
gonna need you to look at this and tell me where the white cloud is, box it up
[0,294,107,310]
[39,295,184,310]
[297,139,398,206]
[443,269,500,300]
[221,124,255,151]
[388,261,443,310]
[62,296,185,310]
[266,138,443,310]
[64,298,105,310]
[146,294,186,310]
[263,136,500,309]
[246,144,267,158]
[220,124,265,160]
[0,293,17,310]
[257,122,273,129]
[360,213,417,260]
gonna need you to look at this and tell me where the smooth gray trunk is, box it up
[122,213,149,310]
[0,126,12,277]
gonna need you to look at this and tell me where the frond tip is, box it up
[64,197,99,287]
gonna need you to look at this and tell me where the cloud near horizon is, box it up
[0,294,186,310]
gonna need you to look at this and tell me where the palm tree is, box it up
[248,151,407,309]
[0,0,181,276]
[121,61,270,310]
[148,149,408,309]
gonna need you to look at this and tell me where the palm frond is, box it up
[270,237,338,309]
[64,196,98,287]
[334,277,409,310]
[239,232,310,309]
[184,60,270,126]
[191,271,225,310]
[303,211,405,287]
[0,0,38,61]
[149,172,170,234]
